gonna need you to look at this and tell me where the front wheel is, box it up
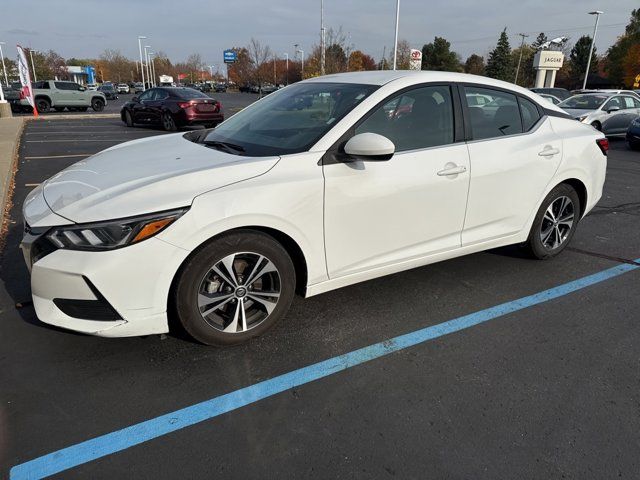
[91,98,105,111]
[174,231,296,346]
[124,110,134,127]
[523,184,581,260]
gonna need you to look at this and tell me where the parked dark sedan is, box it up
[627,116,640,150]
[97,84,118,100]
[120,87,224,131]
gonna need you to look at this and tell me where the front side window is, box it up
[355,85,454,151]
[200,82,378,156]
[138,89,154,101]
[464,86,522,140]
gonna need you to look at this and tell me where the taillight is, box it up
[178,101,193,109]
[216,102,222,112]
[596,138,609,156]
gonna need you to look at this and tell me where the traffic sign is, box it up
[223,50,237,64]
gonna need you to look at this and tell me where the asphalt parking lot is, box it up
[1,119,639,479]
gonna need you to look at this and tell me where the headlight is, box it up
[47,208,188,251]
[577,115,589,122]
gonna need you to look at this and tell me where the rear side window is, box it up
[175,88,208,99]
[154,90,169,100]
[355,85,455,151]
[519,97,541,131]
[623,97,636,109]
[464,86,522,140]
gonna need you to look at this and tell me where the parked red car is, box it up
[120,87,223,131]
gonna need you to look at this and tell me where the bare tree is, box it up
[247,38,272,91]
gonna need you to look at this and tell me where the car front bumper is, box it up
[21,231,190,337]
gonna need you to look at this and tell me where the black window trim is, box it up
[459,82,562,142]
[322,81,464,165]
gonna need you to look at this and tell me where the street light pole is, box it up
[514,33,529,85]
[392,0,400,70]
[320,0,325,76]
[0,42,8,87]
[29,49,37,82]
[137,36,146,90]
[149,53,156,87]
[583,10,603,90]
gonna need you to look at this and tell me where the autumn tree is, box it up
[512,44,536,86]
[247,38,272,90]
[605,9,640,87]
[464,54,485,75]
[348,50,376,71]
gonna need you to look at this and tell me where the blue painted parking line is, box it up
[10,259,640,480]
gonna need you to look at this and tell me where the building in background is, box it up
[56,65,96,85]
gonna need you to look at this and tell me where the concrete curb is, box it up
[0,117,26,241]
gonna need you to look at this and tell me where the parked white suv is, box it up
[21,71,607,345]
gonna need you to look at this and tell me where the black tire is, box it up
[591,121,602,131]
[174,230,296,346]
[35,97,50,113]
[54,107,65,112]
[523,183,581,260]
[124,110,134,127]
[628,140,640,151]
[91,98,105,112]
[162,112,177,131]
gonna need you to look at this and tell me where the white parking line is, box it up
[26,139,137,143]
[26,131,155,135]
[24,183,40,187]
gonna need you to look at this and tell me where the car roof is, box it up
[303,70,568,113]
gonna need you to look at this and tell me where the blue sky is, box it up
[3,0,636,66]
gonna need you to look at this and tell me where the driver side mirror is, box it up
[606,106,620,113]
[343,133,395,161]
[78,86,86,91]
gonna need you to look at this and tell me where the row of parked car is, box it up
[531,87,640,149]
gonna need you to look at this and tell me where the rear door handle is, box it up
[437,164,467,176]
[538,147,560,157]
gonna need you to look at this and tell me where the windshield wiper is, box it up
[202,140,245,154]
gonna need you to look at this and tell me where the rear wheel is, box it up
[174,231,296,346]
[162,112,177,131]
[523,184,581,260]
[35,98,50,113]
[91,98,105,112]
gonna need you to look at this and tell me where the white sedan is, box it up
[21,71,607,345]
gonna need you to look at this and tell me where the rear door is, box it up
[461,85,563,245]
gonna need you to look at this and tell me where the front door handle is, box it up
[437,164,467,176]
[538,147,560,157]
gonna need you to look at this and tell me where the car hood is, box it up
[40,133,280,223]
[561,108,594,117]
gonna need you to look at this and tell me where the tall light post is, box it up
[0,42,8,87]
[144,45,152,88]
[320,0,325,76]
[284,53,289,85]
[392,0,400,70]
[296,49,304,78]
[149,52,156,86]
[583,10,603,89]
[514,33,529,85]
[137,36,147,90]
[29,48,38,82]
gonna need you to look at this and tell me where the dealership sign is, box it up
[223,50,237,64]
[410,49,422,70]
[533,50,564,69]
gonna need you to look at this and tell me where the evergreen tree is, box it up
[486,29,514,81]
[570,35,598,86]
[421,37,462,72]
[531,32,548,50]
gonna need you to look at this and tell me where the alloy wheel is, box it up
[539,195,574,250]
[197,252,281,334]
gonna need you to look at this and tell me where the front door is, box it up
[324,85,470,278]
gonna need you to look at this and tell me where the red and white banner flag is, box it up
[16,45,38,117]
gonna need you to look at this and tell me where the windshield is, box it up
[199,82,378,156]
[559,95,609,109]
